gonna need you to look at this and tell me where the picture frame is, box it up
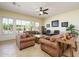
[61,22,68,27]
[51,20,59,27]
[46,24,50,28]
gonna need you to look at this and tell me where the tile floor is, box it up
[0,39,79,57]
[0,40,50,57]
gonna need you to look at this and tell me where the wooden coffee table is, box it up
[34,34,42,44]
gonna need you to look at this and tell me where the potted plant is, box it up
[66,24,79,37]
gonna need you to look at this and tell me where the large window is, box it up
[16,20,23,31]
[0,17,40,40]
[16,19,32,31]
[34,22,40,31]
[2,18,40,34]
[2,18,13,34]
[16,20,40,31]
[31,22,40,31]
[35,22,40,29]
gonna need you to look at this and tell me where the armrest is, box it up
[40,35,50,40]
[20,37,35,42]
[27,37,35,40]
[16,33,20,48]
[40,39,58,49]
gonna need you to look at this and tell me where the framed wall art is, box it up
[46,24,50,28]
[61,22,68,27]
[51,20,59,27]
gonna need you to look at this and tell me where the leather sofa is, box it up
[39,33,77,57]
[24,31,40,35]
[16,32,35,50]
[39,35,62,57]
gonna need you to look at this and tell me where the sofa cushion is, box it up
[50,36,56,42]
[25,32,30,37]
[24,32,33,37]
[40,39,58,48]
[50,35,60,42]
[60,33,73,40]
[42,35,50,40]
[20,33,26,39]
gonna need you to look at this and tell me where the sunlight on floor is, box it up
[0,40,50,57]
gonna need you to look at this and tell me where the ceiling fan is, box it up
[39,7,48,15]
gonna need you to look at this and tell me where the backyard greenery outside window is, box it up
[16,20,23,31]
[2,18,40,34]
[16,19,33,31]
[2,18,13,34]
[16,20,40,31]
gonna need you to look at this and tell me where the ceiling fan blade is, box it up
[40,7,42,11]
[43,11,48,14]
[43,8,48,11]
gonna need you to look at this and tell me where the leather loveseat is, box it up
[16,32,35,50]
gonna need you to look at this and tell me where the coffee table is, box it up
[34,34,42,44]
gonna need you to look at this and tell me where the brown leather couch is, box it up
[39,34,77,57]
[16,32,35,50]
[24,31,40,35]
[39,35,62,57]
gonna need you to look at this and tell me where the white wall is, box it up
[44,9,79,34]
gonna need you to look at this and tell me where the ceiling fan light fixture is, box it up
[40,11,43,15]
[39,7,48,15]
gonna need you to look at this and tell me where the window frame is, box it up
[2,17,14,34]
[1,17,40,34]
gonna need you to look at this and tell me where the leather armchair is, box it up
[16,32,35,50]
[39,35,62,57]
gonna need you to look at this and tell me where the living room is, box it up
[0,2,79,57]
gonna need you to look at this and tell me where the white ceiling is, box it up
[0,2,79,19]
